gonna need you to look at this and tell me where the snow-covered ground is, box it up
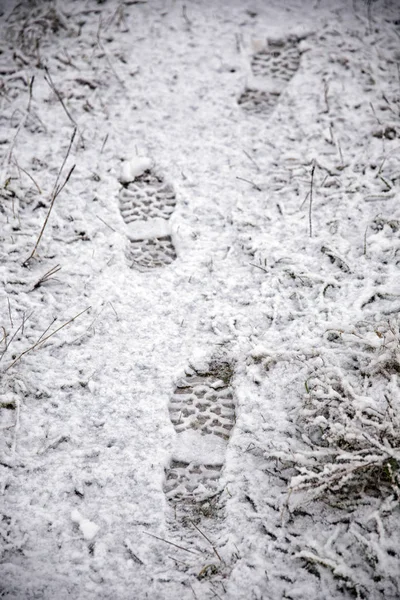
[1,0,400,598]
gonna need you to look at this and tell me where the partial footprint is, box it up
[164,362,235,514]
[239,36,302,116]
[119,168,177,269]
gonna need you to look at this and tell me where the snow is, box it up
[0,0,400,598]
[119,156,152,184]
[126,217,171,241]
[71,510,100,541]
[172,430,227,465]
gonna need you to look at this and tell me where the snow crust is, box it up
[71,510,100,541]
[172,430,227,465]
[0,0,399,599]
[119,156,152,184]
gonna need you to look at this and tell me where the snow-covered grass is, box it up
[1,0,400,598]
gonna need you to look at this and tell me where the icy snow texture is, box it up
[1,0,400,599]
[119,156,153,184]
[71,510,100,541]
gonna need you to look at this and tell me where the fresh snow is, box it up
[0,0,400,599]
[71,510,100,542]
[119,156,153,184]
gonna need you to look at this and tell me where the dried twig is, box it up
[249,262,268,273]
[1,327,7,349]
[0,311,34,363]
[108,301,119,320]
[97,19,125,89]
[370,102,381,125]
[36,317,57,345]
[323,79,330,113]
[1,76,35,181]
[5,306,91,371]
[242,149,261,172]
[309,161,315,238]
[12,397,21,456]
[96,215,116,232]
[13,157,42,193]
[7,298,13,328]
[189,520,222,563]
[124,539,144,565]
[32,265,61,290]
[143,531,200,555]
[100,133,109,154]
[25,128,76,264]
[44,66,77,127]
[182,4,192,28]
[236,176,262,192]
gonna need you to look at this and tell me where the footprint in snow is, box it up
[119,158,177,269]
[164,362,235,520]
[238,36,303,117]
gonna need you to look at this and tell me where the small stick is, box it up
[25,128,76,264]
[377,156,386,176]
[25,164,75,263]
[12,397,20,455]
[36,317,57,345]
[366,0,373,34]
[242,149,261,172]
[249,262,268,273]
[44,66,77,127]
[21,310,27,336]
[382,94,396,116]
[124,539,144,565]
[52,127,77,198]
[27,75,35,113]
[0,311,34,362]
[1,327,7,349]
[328,124,334,145]
[363,224,368,256]
[97,19,125,89]
[182,4,192,28]
[397,63,400,116]
[323,79,330,113]
[379,175,392,190]
[2,76,35,179]
[369,102,381,125]
[37,434,70,455]
[7,298,13,328]
[32,265,61,290]
[6,307,91,371]
[236,176,262,191]
[13,157,41,193]
[190,585,199,600]
[189,520,222,563]
[143,531,199,555]
[100,133,109,154]
[309,161,316,238]
[96,215,116,232]
[336,139,344,166]
[300,190,310,209]
[235,33,242,53]
[108,301,119,320]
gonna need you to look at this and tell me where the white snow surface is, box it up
[172,430,227,465]
[119,156,153,184]
[71,510,100,541]
[0,0,400,598]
